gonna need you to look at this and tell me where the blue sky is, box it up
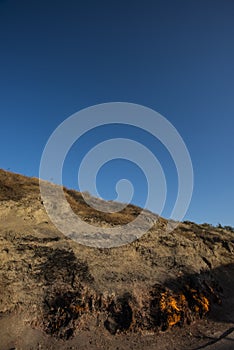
[0,0,233,226]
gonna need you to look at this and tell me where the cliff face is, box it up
[0,169,233,350]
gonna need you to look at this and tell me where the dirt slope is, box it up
[0,169,233,350]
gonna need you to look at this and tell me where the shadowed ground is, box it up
[0,169,233,349]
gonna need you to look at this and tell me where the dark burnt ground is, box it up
[0,169,234,349]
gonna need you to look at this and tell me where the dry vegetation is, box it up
[0,169,233,350]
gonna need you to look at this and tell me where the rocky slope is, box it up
[0,169,233,350]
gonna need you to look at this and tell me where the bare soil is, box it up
[0,169,233,350]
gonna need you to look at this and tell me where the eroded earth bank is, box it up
[0,169,234,350]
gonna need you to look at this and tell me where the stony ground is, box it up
[0,169,234,350]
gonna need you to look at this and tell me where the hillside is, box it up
[0,169,233,350]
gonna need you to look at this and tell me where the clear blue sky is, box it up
[0,0,233,226]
